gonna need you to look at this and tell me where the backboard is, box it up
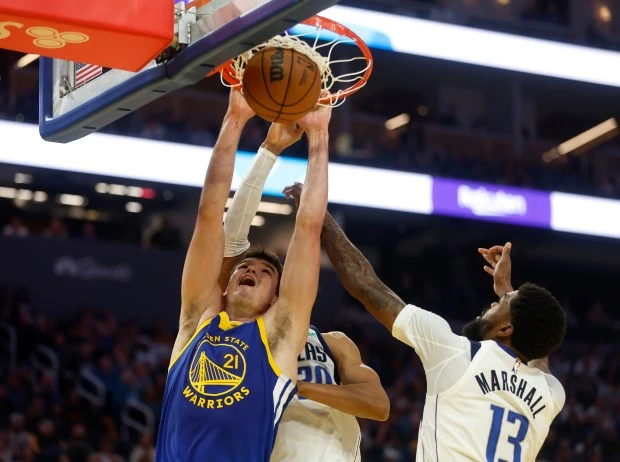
[39,0,339,143]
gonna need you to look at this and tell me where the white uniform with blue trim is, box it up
[271,326,362,462]
[392,305,565,462]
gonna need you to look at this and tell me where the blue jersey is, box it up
[156,312,296,462]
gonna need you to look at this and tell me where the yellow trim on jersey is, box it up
[168,316,214,370]
[218,311,243,331]
[257,316,281,376]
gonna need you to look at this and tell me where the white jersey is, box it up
[392,305,565,462]
[271,326,362,462]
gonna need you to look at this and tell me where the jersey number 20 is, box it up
[298,365,333,384]
[486,404,529,462]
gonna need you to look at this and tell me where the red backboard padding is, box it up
[0,0,173,71]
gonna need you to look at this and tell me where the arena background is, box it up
[1,0,620,460]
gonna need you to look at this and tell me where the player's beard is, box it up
[462,317,493,341]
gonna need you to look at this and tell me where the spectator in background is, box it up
[42,217,68,239]
[64,424,92,462]
[34,419,62,462]
[129,433,155,462]
[3,216,29,237]
[8,413,33,456]
[92,436,124,462]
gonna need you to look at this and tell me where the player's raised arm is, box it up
[296,331,390,421]
[172,90,255,362]
[478,243,553,374]
[264,103,331,379]
[283,183,405,332]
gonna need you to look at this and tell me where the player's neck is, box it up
[495,339,530,363]
[224,302,261,323]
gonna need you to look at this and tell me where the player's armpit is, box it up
[321,212,406,331]
[296,331,390,421]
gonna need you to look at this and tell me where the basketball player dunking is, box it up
[156,89,331,462]
[284,182,567,462]
[220,122,390,462]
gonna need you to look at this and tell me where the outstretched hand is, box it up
[282,182,303,209]
[478,242,513,297]
[297,90,332,133]
[263,123,304,155]
[226,88,255,122]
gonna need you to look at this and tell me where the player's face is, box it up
[225,258,279,312]
[462,290,518,341]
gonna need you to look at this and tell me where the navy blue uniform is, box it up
[156,312,296,462]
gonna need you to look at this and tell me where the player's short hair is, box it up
[509,283,566,360]
[239,248,283,293]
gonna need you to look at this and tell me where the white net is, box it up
[219,19,372,106]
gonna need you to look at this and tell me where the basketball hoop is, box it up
[211,15,373,106]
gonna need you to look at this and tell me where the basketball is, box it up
[242,47,322,123]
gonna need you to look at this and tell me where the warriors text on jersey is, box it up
[156,312,296,462]
[392,305,565,462]
[271,326,362,462]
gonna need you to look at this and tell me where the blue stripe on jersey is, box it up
[156,313,296,462]
[470,341,482,359]
[495,341,518,358]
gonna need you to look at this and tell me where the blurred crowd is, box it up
[2,215,182,251]
[1,264,619,461]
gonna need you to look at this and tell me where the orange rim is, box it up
[186,0,213,11]
[209,15,373,104]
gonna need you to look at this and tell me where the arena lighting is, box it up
[2,121,620,239]
[95,183,109,193]
[15,189,32,201]
[224,198,293,215]
[317,6,620,87]
[57,194,86,207]
[0,187,17,199]
[384,113,410,131]
[14,173,32,184]
[599,5,612,22]
[33,191,47,202]
[125,201,143,213]
[223,212,265,227]
[257,202,293,215]
[109,184,128,195]
[542,118,619,162]
[0,186,47,202]
[15,54,39,69]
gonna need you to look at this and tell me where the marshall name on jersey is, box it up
[474,367,547,418]
[270,326,362,462]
